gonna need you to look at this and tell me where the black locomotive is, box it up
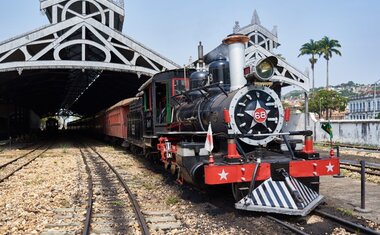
[123,34,339,215]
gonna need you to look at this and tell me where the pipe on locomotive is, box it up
[223,34,250,91]
[197,41,205,70]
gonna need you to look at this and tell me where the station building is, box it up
[347,94,380,119]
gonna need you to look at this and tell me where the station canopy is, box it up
[0,0,179,117]
[0,4,310,118]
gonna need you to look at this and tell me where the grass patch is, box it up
[166,196,179,206]
[60,198,71,208]
[111,201,124,207]
[25,176,44,186]
[142,182,154,190]
[337,207,354,216]
[59,143,70,154]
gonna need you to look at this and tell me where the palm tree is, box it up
[318,36,342,89]
[298,39,320,91]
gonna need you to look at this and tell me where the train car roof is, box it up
[138,68,195,92]
[106,97,138,112]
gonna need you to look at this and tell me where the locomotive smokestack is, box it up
[223,34,249,91]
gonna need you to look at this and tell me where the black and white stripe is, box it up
[249,177,319,210]
[289,176,319,209]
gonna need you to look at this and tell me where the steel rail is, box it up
[340,165,380,177]
[314,210,380,235]
[317,143,380,152]
[0,144,42,169]
[340,161,380,172]
[0,145,50,183]
[266,216,310,235]
[88,145,150,235]
[80,149,94,235]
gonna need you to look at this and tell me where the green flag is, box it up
[321,122,333,139]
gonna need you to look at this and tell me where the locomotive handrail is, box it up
[156,131,208,135]
[173,82,228,102]
[215,83,228,96]
[233,130,313,138]
[155,130,313,138]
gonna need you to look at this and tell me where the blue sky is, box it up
[1,0,380,89]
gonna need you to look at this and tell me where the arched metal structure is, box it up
[0,0,179,116]
[205,10,309,92]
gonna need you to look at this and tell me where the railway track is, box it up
[266,215,309,235]
[267,209,380,235]
[314,209,380,235]
[340,160,380,177]
[80,144,150,235]
[0,141,36,153]
[197,182,379,234]
[317,143,380,152]
[0,144,50,183]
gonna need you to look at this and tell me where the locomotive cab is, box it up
[139,69,194,134]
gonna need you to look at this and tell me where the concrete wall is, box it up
[282,113,380,147]
[320,120,380,147]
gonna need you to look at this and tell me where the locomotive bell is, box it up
[244,56,278,82]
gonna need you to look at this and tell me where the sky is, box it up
[0,0,380,89]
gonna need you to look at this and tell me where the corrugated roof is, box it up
[106,97,138,112]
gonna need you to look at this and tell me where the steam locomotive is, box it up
[69,34,339,215]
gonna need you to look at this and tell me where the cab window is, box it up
[172,78,188,96]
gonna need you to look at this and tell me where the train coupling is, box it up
[235,176,324,216]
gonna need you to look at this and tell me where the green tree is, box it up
[308,89,347,119]
[318,36,342,89]
[298,39,320,90]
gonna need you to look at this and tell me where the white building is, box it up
[347,95,380,119]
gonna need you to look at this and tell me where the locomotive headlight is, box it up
[256,60,274,80]
[245,56,278,82]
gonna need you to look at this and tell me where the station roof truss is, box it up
[204,10,309,92]
[0,0,179,116]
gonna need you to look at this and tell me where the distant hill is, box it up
[283,81,370,99]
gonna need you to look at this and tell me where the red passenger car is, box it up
[103,98,136,141]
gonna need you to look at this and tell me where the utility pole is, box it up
[373,79,380,119]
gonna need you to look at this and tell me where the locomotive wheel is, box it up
[232,182,250,202]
